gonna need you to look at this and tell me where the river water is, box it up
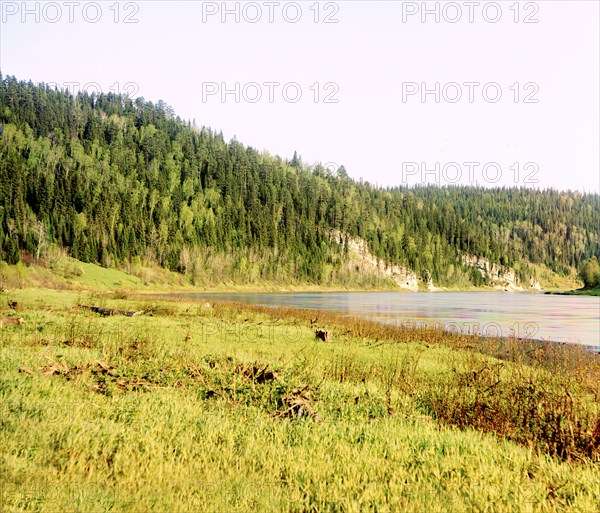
[167,292,600,349]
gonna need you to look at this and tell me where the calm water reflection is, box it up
[170,292,600,348]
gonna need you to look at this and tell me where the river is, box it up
[164,292,600,349]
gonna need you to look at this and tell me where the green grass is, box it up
[546,287,600,297]
[1,259,583,295]
[0,259,405,294]
[1,289,599,512]
[70,262,143,290]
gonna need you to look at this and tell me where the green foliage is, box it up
[0,75,599,287]
[578,256,600,289]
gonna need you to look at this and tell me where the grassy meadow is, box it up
[1,288,599,512]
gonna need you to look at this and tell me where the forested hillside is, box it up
[1,75,598,287]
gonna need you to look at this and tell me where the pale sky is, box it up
[1,0,599,191]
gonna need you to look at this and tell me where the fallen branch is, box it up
[80,305,143,317]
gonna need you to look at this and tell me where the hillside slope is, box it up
[0,74,598,288]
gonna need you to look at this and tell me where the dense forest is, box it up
[1,74,598,286]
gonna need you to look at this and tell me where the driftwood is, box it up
[315,329,330,342]
[80,305,142,317]
[1,317,24,328]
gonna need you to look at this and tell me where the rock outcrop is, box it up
[331,231,419,291]
[421,269,439,291]
[328,232,541,292]
[461,254,542,291]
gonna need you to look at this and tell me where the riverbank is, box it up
[1,259,580,295]
[546,287,600,297]
[142,289,600,349]
[1,288,598,511]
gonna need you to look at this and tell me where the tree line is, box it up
[1,74,598,286]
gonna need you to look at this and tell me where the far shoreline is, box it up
[136,284,553,296]
[544,287,600,297]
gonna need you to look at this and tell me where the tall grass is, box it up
[1,289,599,512]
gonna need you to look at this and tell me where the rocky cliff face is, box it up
[421,269,439,291]
[461,254,542,291]
[329,231,541,292]
[331,231,419,290]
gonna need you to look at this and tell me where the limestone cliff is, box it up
[461,254,542,291]
[331,231,419,290]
